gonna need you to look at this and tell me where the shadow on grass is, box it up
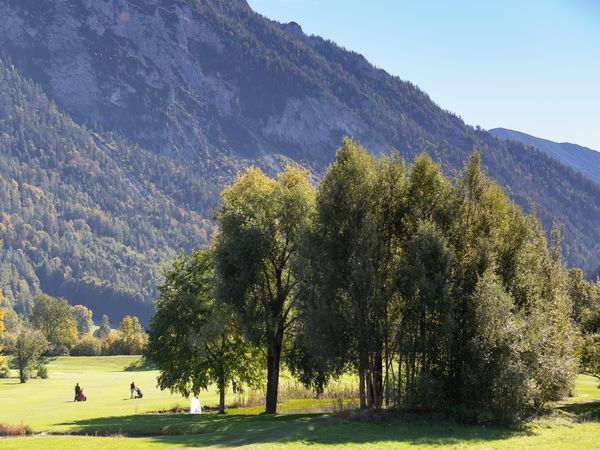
[123,358,155,372]
[60,412,529,447]
[557,401,600,422]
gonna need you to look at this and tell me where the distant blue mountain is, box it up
[490,128,600,185]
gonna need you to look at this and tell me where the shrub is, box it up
[36,365,49,379]
[0,423,32,436]
[71,335,102,356]
[101,331,120,355]
[0,355,9,378]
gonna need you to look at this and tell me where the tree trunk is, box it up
[18,351,25,383]
[358,351,367,410]
[315,385,324,399]
[384,342,390,408]
[372,351,383,410]
[218,372,226,414]
[366,370,373,410]
[265,336,282,414]
[397,356,402,407]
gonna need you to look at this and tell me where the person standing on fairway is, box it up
[74,383,81,402]
[130,381,136,399]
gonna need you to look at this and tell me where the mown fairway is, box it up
[0,356,599,449]
[0,356,209,432]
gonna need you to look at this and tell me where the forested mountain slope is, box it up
[0,0,598,320]
[489,128,600,185]
[0,60,217,322]
[0,0,597,274]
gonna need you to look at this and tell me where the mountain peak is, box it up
[281,21,305,40]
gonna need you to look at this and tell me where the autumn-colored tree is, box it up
[214,165,315,413]
[29,294,77,354]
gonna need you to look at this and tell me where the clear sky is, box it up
[248,0,600,150]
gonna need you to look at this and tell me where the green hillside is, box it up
[0,61,217,321]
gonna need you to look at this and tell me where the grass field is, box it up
[0,356,598,449]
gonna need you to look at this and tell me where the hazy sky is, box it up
[248,0,600,150]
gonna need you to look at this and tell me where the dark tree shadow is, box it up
[60,412,529,447]
[124,358,155,372]
[557,401,600,422]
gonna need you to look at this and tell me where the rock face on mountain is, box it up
[490,128,600,185]
[0,0,387,163]
[0,0,598,318]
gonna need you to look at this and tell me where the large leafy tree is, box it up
[396,221,455,408]
[29,294,77,354]
[214,165,315,413]
[116,316,147,355]
[299,138,391,410]
[72,305,93,337]
[147,250,262,413]
[93,314,112,340]
[6,327,47,383]
[569,268,600,383]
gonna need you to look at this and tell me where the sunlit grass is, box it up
[0,356,598,449]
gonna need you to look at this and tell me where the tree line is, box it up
[0,290,147,383]
[147,138,600,422]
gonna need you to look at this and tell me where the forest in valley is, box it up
[145,138,600,422]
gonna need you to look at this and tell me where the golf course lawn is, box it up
[0,356,598,449]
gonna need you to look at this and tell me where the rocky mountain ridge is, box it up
[490,128,600,185]
[0,0,598,319]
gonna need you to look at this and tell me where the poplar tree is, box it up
[214,165,315,413]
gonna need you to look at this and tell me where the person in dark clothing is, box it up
[130,381,136,399]
[74,383,81,402]
[135,387,143,399]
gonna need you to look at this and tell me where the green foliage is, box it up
[5,327,47,383]
[72,305,93,337]
[571,268,600,383]
[36,364,49,379]
[0,59,216,322]
[214,165,315,413]
[114,316,147,355]
[147,250,263,413]
[29,294,77,355]
[298,138,387,409]
[580,334,600,381]
[465,270,530,422]
[93,314,111,340]
[70,335,102,357]
[297,141,578,421]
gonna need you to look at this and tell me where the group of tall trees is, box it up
[148,138,590,422]
[570,269,600,382]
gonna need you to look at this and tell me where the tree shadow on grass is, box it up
[123,358,155,372]
[60,412,530,447]
[557,401,600,422]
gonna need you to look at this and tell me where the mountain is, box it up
[0,60,218,323]
[0,0,599,319]
[490,128,600,185]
